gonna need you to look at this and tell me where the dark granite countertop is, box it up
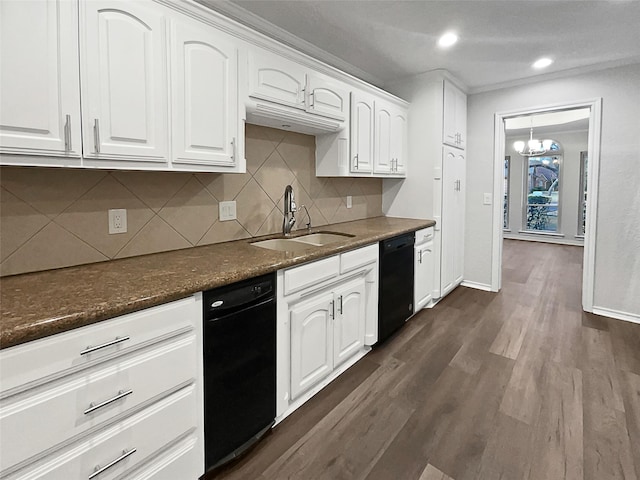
[0,216,435,349]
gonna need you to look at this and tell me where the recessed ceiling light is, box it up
[532,57,553,69]
[438,32,458,48]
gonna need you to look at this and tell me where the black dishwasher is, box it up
[203,273,276,473]
[378,232,415,343]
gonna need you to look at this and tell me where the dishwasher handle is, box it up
[205,297,274,323]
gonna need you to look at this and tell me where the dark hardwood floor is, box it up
[209,239,640,480]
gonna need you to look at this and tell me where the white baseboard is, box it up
[460,280,494,292]
[591,307,640,325]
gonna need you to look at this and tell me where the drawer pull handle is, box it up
[84,389,133,415]
[80,336,130,356]
[89,448,137,479]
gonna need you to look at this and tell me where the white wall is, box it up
[466,63,640,317]
[505,129,588,245]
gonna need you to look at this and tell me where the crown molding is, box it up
[468,56,640,95]
[195,0,385,88]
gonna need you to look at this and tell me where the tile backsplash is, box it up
[0,124,383,276]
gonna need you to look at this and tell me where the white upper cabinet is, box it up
[170,16,238,168]
[0,0,82,158]
[374,102,392,174]
[391,106,408,174]
[305,74,348,121]
[443,80,467,150]
[350,91,374,173]
[80,0,169,163]
[248,50,306,109]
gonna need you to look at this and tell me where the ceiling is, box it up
[199,0,640,92]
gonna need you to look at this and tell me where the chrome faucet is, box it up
[282,185,297,236]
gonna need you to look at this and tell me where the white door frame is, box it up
[492,98,602,312]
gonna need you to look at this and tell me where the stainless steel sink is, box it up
[292,232,352,246]
[250,232,353,251]
[250,238,316,252]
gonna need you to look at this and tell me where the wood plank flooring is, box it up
[207,239,640,480]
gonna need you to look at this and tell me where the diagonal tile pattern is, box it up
[0,125,383,276]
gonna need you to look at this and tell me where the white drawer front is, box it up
[415,227,434,245]
[339,244,377,274]
[2,385,198,480]
[0,331,197,471]
[124,432,201,480]
[283,255,340,296]
[0,296,199,392]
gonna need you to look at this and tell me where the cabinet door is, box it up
[443,80,466,149]
[306,74,348,121]
[290,292,334,400]
[391,106,408,174]
[248,50,306,109]
[333,277,366,368]
[374,102,392,174]
[0,0,81,158]
[414,242,434,312]
[80,0,169,163]
[170,16,237,167]
[350,91,374,173]
[441,147,465,296]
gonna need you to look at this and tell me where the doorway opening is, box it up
[492,99,602,312]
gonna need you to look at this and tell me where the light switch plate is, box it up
[219,201,237,221]
[346,196,352,208]
[483,193,492,205]
[108,209,127,234]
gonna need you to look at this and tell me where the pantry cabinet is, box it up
[440,146,466,296]
[80,0,169,164]
[443,79,467,149]
[0,0,82,159]
[170,15,238,167]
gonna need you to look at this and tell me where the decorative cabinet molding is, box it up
[0,0,82,159]
[80,0,169,164]
[170,15,238,167]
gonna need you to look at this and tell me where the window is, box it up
[578,151,588,236]
[504,156,510,229]
[524,155,561,232]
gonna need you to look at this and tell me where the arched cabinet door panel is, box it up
[80,1,169,163]
[350,91,374,173]
[170,17,238,167]
[333,277,365,368]
[0,0,81,158]
[248,50,306,109]
[306,74,348,121]
[374,103,392,174]
[290,292,334,400]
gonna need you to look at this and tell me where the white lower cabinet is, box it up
[414,227,435,312]
[290,291,334,400]
[0,295,204,480]
[277,244,377,417]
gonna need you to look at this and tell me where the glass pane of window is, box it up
[504,156,510,229]
[525,156,560,232]
[578,151,588,235]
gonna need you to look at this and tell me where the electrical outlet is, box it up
[219,201,237,221]
[346,196,352,208]
[483,193,492,205]
[108,209,127,234]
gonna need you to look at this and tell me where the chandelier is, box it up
[513,127,553,157]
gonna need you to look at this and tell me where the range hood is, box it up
[245,100,343,136]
